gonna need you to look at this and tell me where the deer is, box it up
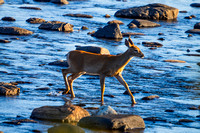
[62,38,144,105]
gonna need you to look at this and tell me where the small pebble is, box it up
[104,14,111,18]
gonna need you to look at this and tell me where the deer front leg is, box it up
[115,74,136,104]
[62,69,70,94]
[100,74,106,105]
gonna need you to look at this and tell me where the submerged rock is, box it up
[127,19,161,28]
[63,13,93,18]
[194,22,200,29]
[142,42,163,47]
[115,3,179,20]
[30,103,90,123]
[51,0,69,4]
[185,29,200,34]
[0,82,20,96]
[0,39,11,43]
[48,60,69,67]
[142,95,159,100]
[26,18,46,24]
[92,23,123,39]
[78,114,145,131]
[19,6,41,10]
[48,124,85,133]
[107,20,124,25]
[34,0,51,1]
[1,17,16,21]
[76,46,110,55]
[190,3,200,7]
[179,119,195,122]
[0,27,33,35]
[96,105,118,116]
[144,117,166,122]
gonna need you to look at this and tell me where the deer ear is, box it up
[125,39,131,47]
[128,38,135,46]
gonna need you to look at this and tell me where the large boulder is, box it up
[115,3,179,20]
[48,124,85,133]
[92,23,123,39]
[30,103,90,123]
[0,0,4,4]
[185,29,200,34]
[26,18,46,24]
[0,82,20,96]
[76,46,110,55]
[39,21,73,32]
[78,114,145,131]
[128,19,160,28]
[0,27,33,35]
[51,0,69,4]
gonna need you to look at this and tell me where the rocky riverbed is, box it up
[0,0,200,133]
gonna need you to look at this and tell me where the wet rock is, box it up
[0,39,11,43]
[188,106,198,110]
[0,131,3,133]
[48,60,69,67]
[3,119,37,125]
[51,0,69,4]
[87,31,95,35]
[115,3,179,20]
[26,18,46,24]
[63,13,93,18]
[142,42,163,47]
[1,17,16,21]
[92,23,123,39]
[165,109,174,112]
[158,33,164,35]
[48,124,84,133]
[30,103,90,123]
[39,21,73,32]
[128,23,137,29]
[158,37,165,41]
[76,46,110,55]
[188,34,193,37]
[184,16,192,19]
[122,32,145,37]
[194,22,200,29]
[81,26,88,30]
[179,10,187,13]
[198,63,200,66]
[84,107,99,110]
[185,29,200,34]
[96,105,117,116]
[0,0,4,4]
[19,6,41,10]
[179,119,195,122]
[190,3,200,7]
[142,95,159,100]
[144,117,166,122]
[0,27,33,35]
[184,54,200,57]
[0,82,20,96]
[164,60,186,63]
[36,87,50,90]
[104,14,111,18]
[123,90,138,95]
[78,114,145,131]
[107,20,124,25]
[196,49,200,53]
[128,19,161,28]
[32,130,41,133]
[34,0,51,1]
[104,94,115,98]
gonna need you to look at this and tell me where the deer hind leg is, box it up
[100,74,106,105]
[62,68,71,94]
[115,74,136,104]
[68,72,85,98]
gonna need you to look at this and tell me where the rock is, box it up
[30,103,90,123]
[179,10,187,13]
[92,23,123,39]
[196,49,200,53]
[36,87,50,90]
[104,14,111,18]
[51,0,69,4]
[48,124,85,133]
[142,95,159,100]
[122,32,145,37]
[39,21,73,32]
[158,33,164,35]
[198,63,200,66]
[0,39,11,43]
[107,20,124,25]
[34,0,51,1]
[1,17,16,21]
[96,105,117,116]
[87,31,95,35]
[115,3,179,20]
[184,54,200,57]
[0,27,33,35]
[0,131,3,133]
[190,3,200,7]
[188,106,198,110]
[164,60,186,63]
[179,119,195,122]
[3,119,37,125]
[84,107,99,110]
[185,29,200,34]
[165,109,174,112]
[184,16,192,19]
[158,37,165,41]
[63,13,93,18]
[75,46,110,55]
[19,6,41,10]
[0,0,4,4]
[48,60,69,67]
[26,18,46,24]
[128,23,137,29]
[194,22,200,29]
[188,34,193,37]
[0,82,20,96]
[142,42,163,47]
[78,114,145,131]
[144,117,166,122]
[128,19,160,28]
[81,26,88,30]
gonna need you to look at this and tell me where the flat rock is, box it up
[26,18,46,24]
[190,3,200,7]
[142,95,159,100]
[179,119,195,122]
[142,42,163,47]
[107,20,124,25]
[3,119,37,125]
[51,0,69,4]
[122,32,145,37]
[0,0,4,4]
[30,103,90,123]
[0,27,33,35]
[63,13,93,18]
[194,22,200,29]
[19,6,41,10]
[48,60,69,67]
[96,105,117,116]
[115,3,179,20]
[76,46,110,55]
[48,124,85,133]
[0,39,11,43]
[144,117,166,122]
[184,54,200,57]
[0,82,20,96]
[185,29,200,34]
[92,23,123,39]
[163,60,186,63]
[78,114,145,131]
[128,19,161,28]
[1,17,16,21]
[39,21,73,32]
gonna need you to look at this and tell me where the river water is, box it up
[0,0,200,133]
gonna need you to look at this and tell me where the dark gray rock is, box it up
[0,82,20,96]
[115,3,179,20]
[51,0,69,4]
[179,119,195,122]
[0,27,33,35]
[142,42,163,47]
[142,95,159,100]
[194,22,200,29]
[92,23,123,39]
[1,17,16,21]
[76,46,110,55]
[190,3,200,7]
[0,0,4,4]
[78,114,145,131]
[128,19,160,28]
[26,18,46,24]
[144,117,166,122]
[63,13,93,18]
[185,29,200,34]
[48,124,84,133]
[19,6,41,10]
[0,39,11,43]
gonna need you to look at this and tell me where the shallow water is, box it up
[0,0,200,133]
